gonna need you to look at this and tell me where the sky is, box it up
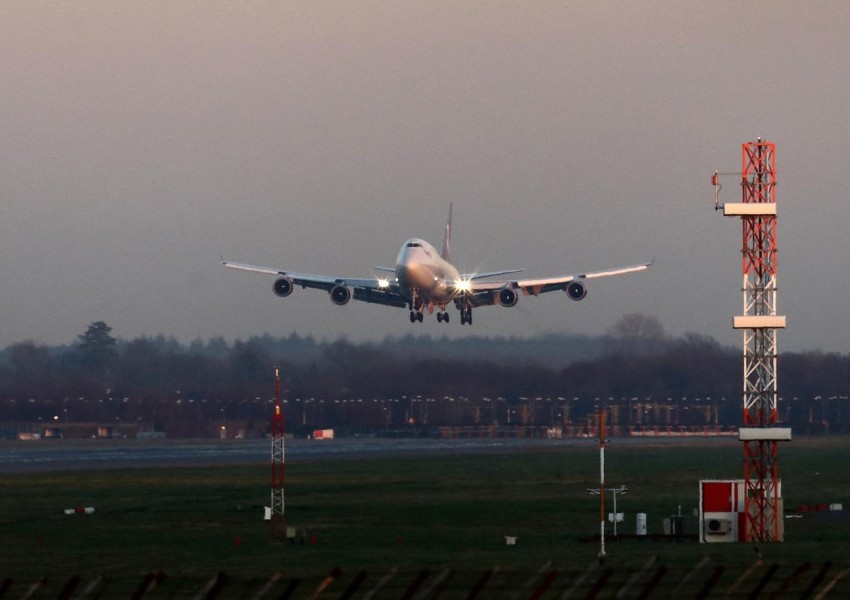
[1,2,849,352]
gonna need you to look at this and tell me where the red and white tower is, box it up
[716,139,791,542]
[270,366,286,539]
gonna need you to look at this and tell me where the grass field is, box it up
[2,436,850,597]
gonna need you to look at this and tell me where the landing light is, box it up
[454,279,472,293]
[377,278,390,289]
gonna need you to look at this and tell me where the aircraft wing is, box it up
[464,259,653,304]
[222,260,408,308]
[461,268,525,280]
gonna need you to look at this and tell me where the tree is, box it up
[608,313,667,341]
[77,321,117,373]
[7,341,51,399]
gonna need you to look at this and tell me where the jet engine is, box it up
[273,277,294,297]
[330,285,351,305]
[565,280,587,301]
[496,287,518,307]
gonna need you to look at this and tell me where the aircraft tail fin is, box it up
[441,202,452,261]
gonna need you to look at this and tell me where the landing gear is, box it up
[408,294,425,324]
[459,307,473,325]
[436,311,450,323]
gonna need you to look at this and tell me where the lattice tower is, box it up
[719,139,789,542]
[270,367,286,539]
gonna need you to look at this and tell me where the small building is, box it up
[312,429,334,440]
[699,479,784,543]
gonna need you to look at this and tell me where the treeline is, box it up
[1,318,849,434]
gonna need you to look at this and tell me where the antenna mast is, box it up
[270,366,286,539]
[715,139,790,542]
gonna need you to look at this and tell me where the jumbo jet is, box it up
[222,205,652,325]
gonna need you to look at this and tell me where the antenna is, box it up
[270,366,286,540]
[713,139,790,543]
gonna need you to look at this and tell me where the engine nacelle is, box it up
[273,277,294,297]
[330,285,351,306]
[565,280,587,301]
[496,287,518,307]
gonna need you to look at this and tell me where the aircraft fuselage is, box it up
[395,238,460,307]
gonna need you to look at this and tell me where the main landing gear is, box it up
[406,292,469,324]
[408,294,425,323]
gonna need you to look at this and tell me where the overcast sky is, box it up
[2,2,849,352]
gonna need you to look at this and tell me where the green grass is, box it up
[1,437,850,597]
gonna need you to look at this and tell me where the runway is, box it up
[0,434,741,473]
[0,436,593,473]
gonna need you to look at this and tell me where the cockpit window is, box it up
[406,242,422,248]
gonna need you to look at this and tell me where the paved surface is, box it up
[0,436,596,473]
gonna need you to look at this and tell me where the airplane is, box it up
[222,204,652,325]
